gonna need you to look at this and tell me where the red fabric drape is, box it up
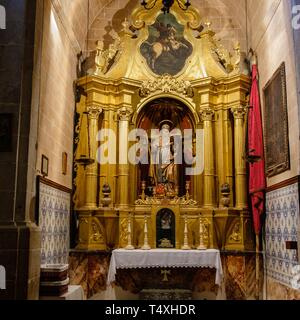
[248,64,266,235]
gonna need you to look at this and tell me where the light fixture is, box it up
[141,0,191,14]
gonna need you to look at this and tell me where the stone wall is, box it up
[248,0,300,185]
[248,0,300,299]
[0,0,40,300]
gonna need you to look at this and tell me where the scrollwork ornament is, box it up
[199,107,214,122]
[139,74,193,98]
[87,105,103,120]
[231,106,247,120]
[118,106,133,121]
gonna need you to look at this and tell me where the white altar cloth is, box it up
[107,249,223,286]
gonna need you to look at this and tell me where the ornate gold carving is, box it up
[135,196,197,206]
[231,106,247,119]
[94,37,122,75]
[202,23,240,74]
[118,106,133,121]
[87,105,102,120]
[74,1,254,253]
[79,217,88,225]
[159,238,173,248]
[199,108,214,122]
[139,75,193,98]
[120,218,128,245]
[229,222,242,243]
[90,218,105,243]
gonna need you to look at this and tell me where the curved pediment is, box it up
[91,1,246,82]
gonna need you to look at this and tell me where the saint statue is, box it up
[148,120,179,196]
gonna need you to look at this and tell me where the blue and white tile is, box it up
[39,182,70,265]
[265,182,299,287]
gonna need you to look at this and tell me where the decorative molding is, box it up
[267,176,300,193]
[38,176,72,194]
[139,75,194,98]
[199,107,215,122]
[135,196,197,206]
[87,105,103,120]
[117,106,133,121]
[231,106,247,119]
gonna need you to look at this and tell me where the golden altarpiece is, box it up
[73,2,254,253]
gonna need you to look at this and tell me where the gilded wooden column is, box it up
[231,106,248,209]
[84,105,102,208]
[118,106,133,208]
[200,108,216,208]
[99,109,109,204]
[223,109,234,207]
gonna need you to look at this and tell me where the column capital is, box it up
[87,105,103,120]
[231,106,247,119]
[199,107,215,121]
[118,106,133,121]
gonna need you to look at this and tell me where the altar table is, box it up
[107,249,223,286]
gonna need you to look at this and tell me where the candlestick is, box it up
[125,213,135,250]
[181,214,191,250]
[197,214,207,250]
[141,214,151,250]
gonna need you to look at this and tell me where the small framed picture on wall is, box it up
[62,152,68,175]
[41,155,49,177]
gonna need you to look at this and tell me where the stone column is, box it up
[117,107,133,208]
[85,105,102,209]
[200,108,216,208]
[231,106,248,209]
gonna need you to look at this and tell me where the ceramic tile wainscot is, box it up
[39,180,71,265]
[266,182,300,287]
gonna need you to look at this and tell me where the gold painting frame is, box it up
[263,62,290,177]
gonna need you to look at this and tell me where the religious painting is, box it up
[140,13,193,76]
[263,62,290,177]
[0,114,12,152]
[156,208,175,248]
